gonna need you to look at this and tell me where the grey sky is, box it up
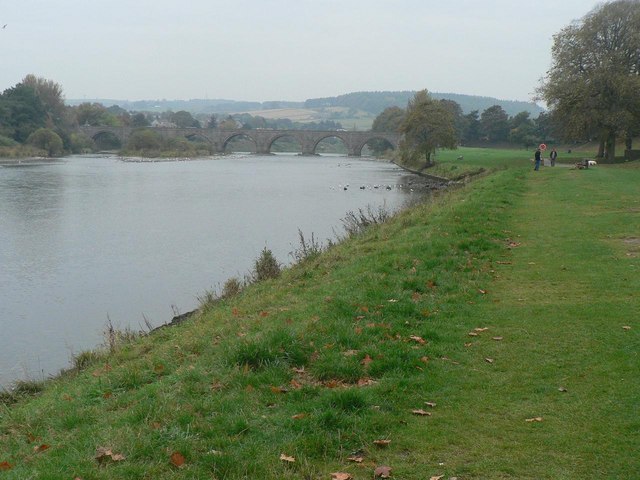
[1,0,601,102]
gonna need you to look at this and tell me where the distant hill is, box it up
[304,91,544,117]
[67,91,543,118]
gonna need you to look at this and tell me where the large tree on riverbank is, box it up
[399,90,457,167]
[537,0,640,161]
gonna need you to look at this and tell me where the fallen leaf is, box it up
[347,456,364,463]
[259,310,269,317]
[361,354,373,367]
[387,299,398,303]
[170,451,186,467]
[623,325,631,330]
[420,356,429,363]
[374,465,392,478]
[430,476,444,480]
[468,332,478,337]
[411,292,421,301]
[558,386,568,392]
[291,413,307,420]
[492,336,503,341]
[331,473,353,480]
[424,401,437,408]
[357,378,377,387]
[525,417,543,422]
[95,447,125,463]
[280,453,295,463]
[496,261,512,265]
[409,335,426,344]
[0,461,12,471]
[102,391,113,399]
[485,358,494,364]
[154,364,165,373]
[270,386,288,394]
[464,342,474,347]
[232,307,240,316]
[411,409,432,416]
[33,444,49,453]
[373,439,391,447]
[474,327,489,332]
[290,379,302,389]
[478,289,487,294]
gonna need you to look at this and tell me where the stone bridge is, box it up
[76,126,400,156]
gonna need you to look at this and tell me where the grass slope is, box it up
[1,155,638,479]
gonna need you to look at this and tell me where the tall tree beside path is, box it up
[537,0,640,162]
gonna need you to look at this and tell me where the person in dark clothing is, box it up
[550,148,558,166]
[534,147,541,171]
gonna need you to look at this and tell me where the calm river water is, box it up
[0,153,427,387]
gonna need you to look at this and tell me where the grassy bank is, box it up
[1,153,638,479]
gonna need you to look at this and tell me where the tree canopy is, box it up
[399,90,457,167]
[538,0,640,161]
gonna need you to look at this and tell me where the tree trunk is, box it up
[597,139,605,159]
[604,130,616,163]
[625,131,633,150]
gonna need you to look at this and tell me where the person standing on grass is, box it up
[550,147,558,166]
[534,147,541,171]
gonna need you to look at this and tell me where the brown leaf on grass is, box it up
[0,461,12,471]
[291,413,307,420]
[170,451,186,467]
[409,335,426,345]
[426,280,437,289]
[478,289,487,294]
[623,325,631,330]
[468,332,478,337]
[420,356,429,363]
[279,453,295,463]
[357,378,377,387]
[411,409,432,416]
[331,473,353,480]
[102,391,113,399]
[485,358,494,364]
[373,439,391,447]
[464,342,474,347]
[558,386,568,392]
[154,364,165,373]
[411,291,421,302]
[290,379,302,389]
[374,465,392,478]
[492,336,503,341]
[33,444,49,453]
[95,447,125,463]
[259,310,269,317]
[270,386,288,394]
[361,354,373,367]
[496,261,512,265]
[293,366,306,373]
[347,455,364,463]
[474,327,489,332]
[525,417,543,422]
[430,476,444,480]
[324,379,341,389]
[424,401,437,408]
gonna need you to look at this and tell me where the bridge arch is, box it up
[265,133,303,154]
[221,132,258,153]
[354,134,398,157]
[90,130,123,150]
[310,133,349,156]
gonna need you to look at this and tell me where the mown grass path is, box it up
[1,160,638,479]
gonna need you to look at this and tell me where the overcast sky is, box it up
[1,0,602,103]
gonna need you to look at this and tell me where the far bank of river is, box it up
[0,153,442,388]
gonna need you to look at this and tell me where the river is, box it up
[0,153,430,388]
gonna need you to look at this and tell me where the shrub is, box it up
[252,247,281,282]
[26,128,64,156]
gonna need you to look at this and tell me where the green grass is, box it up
[0,152,638,478]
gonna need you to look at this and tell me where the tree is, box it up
[21,74,67,129]
[171,110,200,128]
[206,115,218,129]
[131,112,150,127]
[27,128,64,156]
[462,110,481,144]
[439,99,466,142]
[537,0,640,161]
[399,90,457,167]
[73,102,119,126]
[508,111,537,148]
[480,105,510,142]
[370,106,405,155]
[0,83,47,142]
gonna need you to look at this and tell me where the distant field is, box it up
[238,107,375,130]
